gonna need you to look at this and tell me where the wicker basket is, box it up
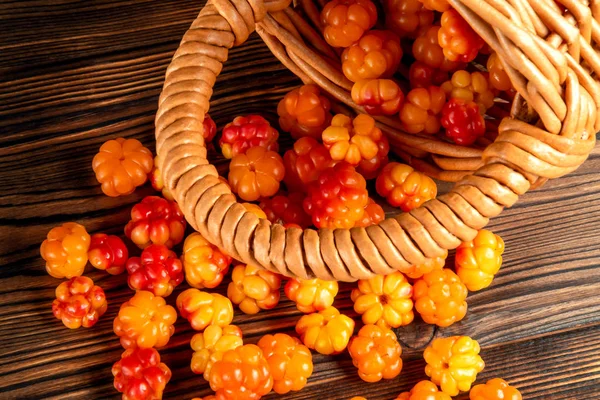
[155,0,597,282]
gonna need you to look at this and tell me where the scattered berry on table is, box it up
[351,271,414,328]
[441,70,495,114]
[278,84,332,140]
[92,137,153,197]
[470,378,522,400]
[438,9,484,63]
[385,0,434,38]
[259,192,312,228]
[351,79,405,115]
[257,333,313,394]
[190,324,244,380]
[242,202,268,219]
[124,196,186,249]
[424,336,485,396]
[455,229,504,291]
[112,347,171,400]
[342,31,402,82]
[219,115,279,159]
[227,264,281,314]
[176,288,234,331]
[303,162,369,229]
[182,232,232,289]
[402,252,447,280]
[413,268,468,327]
[322,114,388,165]
[413,26,464,72]
[376,162,437,211]
[348,324,403,382]
[409,61,449,89]
[355,198,385,227]
[88,233,128,275]
[126,244,183,297]
[321,0,378,48]
[418,0,450,12]
[399,86,446,135]
[41,222,90,279]
[295,306,355,355]
[150,156,174,201]
[52,276,107,329]
[441,98,486,146]
[228,146,285,201]
[395,380,451,399]
[209,344,273,400]
[284,277,339,313]
[113,290,177,349]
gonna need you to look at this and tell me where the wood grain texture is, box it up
[0,1,599,399]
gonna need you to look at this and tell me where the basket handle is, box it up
[155,0,597,281]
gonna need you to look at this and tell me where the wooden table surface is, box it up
[1,1,600,399]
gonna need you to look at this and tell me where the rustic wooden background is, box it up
[1,1,599,399]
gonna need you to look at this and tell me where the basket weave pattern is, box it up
[155,0,597,281]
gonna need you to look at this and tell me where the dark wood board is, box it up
[1,1,599,399]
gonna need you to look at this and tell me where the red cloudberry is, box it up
[441,98,486,146]
[304,162,369,228]
[88,233,128,275]
[124,196,186,249]
[219,115,279,159]
[126,244,183,297]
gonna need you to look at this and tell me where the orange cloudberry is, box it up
[456,229,504,291]
[351,271,414,328]
[209,344,273,400]
[296,306,355,355]
[191,324,243,380]
[92,138,153,197]
[351,79,405,116]
[402,252,447,280]
[41,222,90,279]
[400,86,446,134]
[278,84,332,140]
[385,0,434,38]
[439,9,484,63]
[424,336,485,396]
[342,31,402,82]
[322,114,388,165]
[418,0,449,11]
[355,198,385,227]
[441,70,495,114]
[284,278,339,313]
[348,324,403,382]
[113,290,177,349]
[396,380,451,400]
[182,232,232,290]
[413,26,464,72]
[176,288,234,331]
[413,268,468,327]
[228,146,285,201]
[257,333,313,394]
[227,264,281,314]
[321,0,378,48]
[470,378,522,400]
[376,162,437,211]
